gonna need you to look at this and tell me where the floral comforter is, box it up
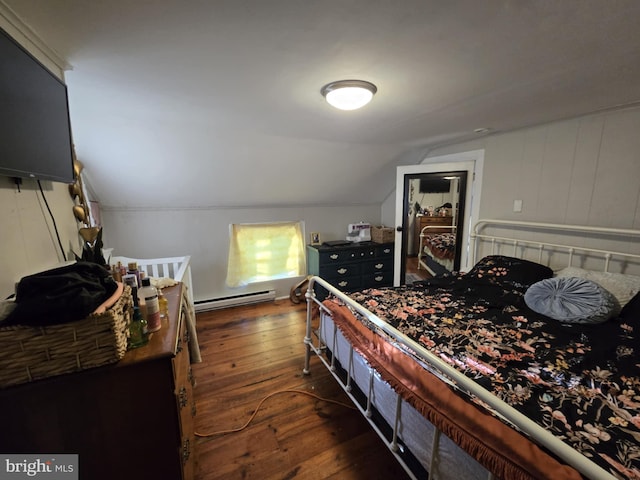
[343,271,640,479]
[423,232,456,260]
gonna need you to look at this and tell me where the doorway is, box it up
[393,150,484,286]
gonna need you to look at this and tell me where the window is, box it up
[226,221,306,287]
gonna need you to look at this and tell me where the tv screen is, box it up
[0,27,74,183]
[419,176,450,193]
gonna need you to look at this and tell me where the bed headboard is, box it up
[471,219,640,274]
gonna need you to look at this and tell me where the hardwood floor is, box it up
[405,255,431,281]
[192,300,411,480]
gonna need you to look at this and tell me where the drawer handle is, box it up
[374,263,383,269]
[179,387,188,408]
[338,281,348,287]
[330,254,339,260]
[337,268,347,275]
[384,248,391,254]
[182,438,191,464]
[374,276,384,282]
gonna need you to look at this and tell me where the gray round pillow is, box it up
[524,276,619,324]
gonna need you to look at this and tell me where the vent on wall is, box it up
[194,290,276,312]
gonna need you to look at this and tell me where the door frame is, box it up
[393,149,484,285]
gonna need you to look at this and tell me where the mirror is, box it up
[403,171,467,284]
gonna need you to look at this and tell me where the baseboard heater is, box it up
[194,290,276,312]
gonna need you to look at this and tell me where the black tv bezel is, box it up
[419,175,450,194]
[0,26,75,184]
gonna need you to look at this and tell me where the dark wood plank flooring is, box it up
[192,300,411,480]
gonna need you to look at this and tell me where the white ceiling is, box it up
[5,0,640,208]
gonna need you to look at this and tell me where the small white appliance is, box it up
[346,222,371,242]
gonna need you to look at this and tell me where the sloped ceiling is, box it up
[5,0,640,208]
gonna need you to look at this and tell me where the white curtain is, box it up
[226,221,306,287]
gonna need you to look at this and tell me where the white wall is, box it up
[101,204,382,302]
[382,105,640,269]
[384,106,640,229]
[0,13,80,299]
[427,107,640,228]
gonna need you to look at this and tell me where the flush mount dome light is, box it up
[320,80,377,110]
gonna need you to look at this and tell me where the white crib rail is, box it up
[110,255,194,308]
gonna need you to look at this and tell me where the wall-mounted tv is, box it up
[0,27,74,183]
[419,176,450,193]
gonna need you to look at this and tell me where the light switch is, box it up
[513,199,523,212]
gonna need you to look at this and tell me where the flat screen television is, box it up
[419,176,450,193]
[0,26,74,183]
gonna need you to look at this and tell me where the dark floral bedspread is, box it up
[424,233,456,260]
[343,272,640,479]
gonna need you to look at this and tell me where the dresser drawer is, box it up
[319,262,361,279]
[172,304,195,480]
[345,246,377,260]
[172,313,190,385]
[419,215,452,225]
[332,276,362,291]
[362,258,393,274]
[180,434,195,480]
[363,271,393,288]
[319,250,353,264]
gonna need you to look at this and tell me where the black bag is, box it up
[4,262,118,326]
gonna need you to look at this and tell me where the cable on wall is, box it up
[37,179,67,262]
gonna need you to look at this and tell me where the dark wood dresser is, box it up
[0,283,196,480]
[414,215,453,254]
[307,241,394,299]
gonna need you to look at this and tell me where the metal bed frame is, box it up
[417,224,457,274]
[304,219,640,480]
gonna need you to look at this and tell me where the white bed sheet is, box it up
[320,312,489,480]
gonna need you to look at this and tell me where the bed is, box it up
[304,220,640,480]
[418,225,457,275]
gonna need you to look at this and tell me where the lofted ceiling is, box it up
[5,0,640,208]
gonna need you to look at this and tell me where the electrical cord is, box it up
[37,179,67,262]
[194,388,357,438]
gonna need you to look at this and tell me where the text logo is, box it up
[0,455,77,480]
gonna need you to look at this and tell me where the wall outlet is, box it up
[513,199,523,212]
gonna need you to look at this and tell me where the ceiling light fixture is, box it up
[320,80,377,110]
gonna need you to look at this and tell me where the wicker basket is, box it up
[0,285,133,389]
[371,226,395,243]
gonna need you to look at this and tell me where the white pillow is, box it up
[555,267,640,308]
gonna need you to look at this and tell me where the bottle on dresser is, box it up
[158,288,169,322]
[127,262,141,287]
[128,289,149,349]
[139,278,161,332]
